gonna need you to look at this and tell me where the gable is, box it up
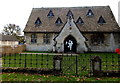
[56,17,86,43]
[24,6,120,33]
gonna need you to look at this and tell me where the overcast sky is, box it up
[0,0,119,35]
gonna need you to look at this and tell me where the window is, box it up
[91,33,104,45]
[86,9,94,16]
[55,17,63,25]
[31,34,37,43]
[76,17,84,24]
[35,18,42,26]
[66,10,73,18]
[47,10,54,17]
[43,34,50,44]
[98,16,106,24]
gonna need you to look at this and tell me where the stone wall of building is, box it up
[24,32,120,53]
[25,33,56,52]
[84,33,119,52]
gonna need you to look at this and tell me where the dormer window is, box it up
[98,16,106,24]
[35,18,42,26]
[76,17,84,24]
[47,10,54,17]
[55,17,63,25]
[66,10,73,18]
[86,9,94,16]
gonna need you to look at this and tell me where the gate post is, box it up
[91,56,102,77]
[53,55,63,75]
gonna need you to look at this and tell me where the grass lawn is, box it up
[1,72,120,82]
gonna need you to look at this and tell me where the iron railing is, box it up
[2,53,120,76]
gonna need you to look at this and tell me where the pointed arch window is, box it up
[31,34,37,43]
[47,10,54,17]
[86,9,94,16]
[98,16,106,24]
[55,17,63,25]
[76,17,84,24]
[35,18,42,26]
[66,10,73,18]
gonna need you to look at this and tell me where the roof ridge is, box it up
[32,6,110,9]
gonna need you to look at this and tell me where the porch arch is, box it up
[64,35,77,53]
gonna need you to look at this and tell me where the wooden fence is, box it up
[0,45,26,55]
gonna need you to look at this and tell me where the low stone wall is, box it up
[0,45,26,55]
[26,44,53,52]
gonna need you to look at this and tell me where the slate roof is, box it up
[0,34,18,41]
[24,6,120,33]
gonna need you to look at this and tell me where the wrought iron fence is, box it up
[2,53,54,69]
[2,53,120,76]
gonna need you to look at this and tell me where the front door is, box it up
[64,35,77,53]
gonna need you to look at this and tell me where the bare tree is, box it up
[2,24,21,36]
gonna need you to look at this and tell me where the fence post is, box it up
[90,55,93,76]
[91,56,102,77]
[53,55,62,75]
[14,53,16,67]
[76,55,78,76]
[118,55,120,74]
[24,54,27,67]
[19,53,21,67]
[36,54,38,68]
[3,54,5,66]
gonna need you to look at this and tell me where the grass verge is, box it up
[1,72,120,82]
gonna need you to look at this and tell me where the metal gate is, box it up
[62,54,91,76]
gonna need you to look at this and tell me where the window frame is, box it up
[90,33,105,46]
[98,16,106,24]
[31,34,37,44]
[35,17,42,27]
[66,10,74,19]
[86,9,94,17]
[43,33,50,44]
[55,17,63,25]
[76,17,84,24]
[47,10,54,18]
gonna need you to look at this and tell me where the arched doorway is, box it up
[64,35,77,53]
